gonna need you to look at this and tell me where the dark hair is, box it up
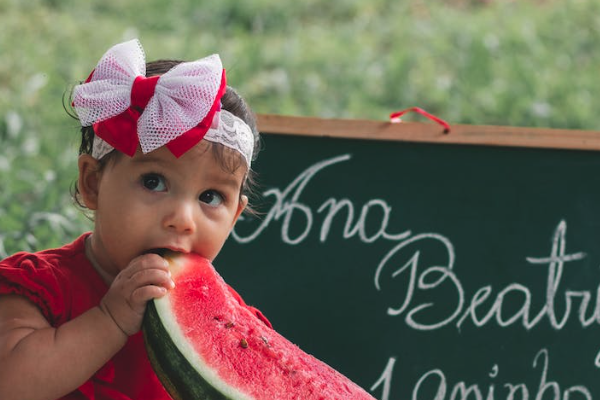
[67,59,261,214]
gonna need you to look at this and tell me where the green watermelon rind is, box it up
[142,254,377,400]
[143,297,253,400]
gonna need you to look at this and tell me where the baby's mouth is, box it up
[146,248,169,257]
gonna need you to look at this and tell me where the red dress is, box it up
[0,233,271,400]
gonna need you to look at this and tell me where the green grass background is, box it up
[1,0,600,257]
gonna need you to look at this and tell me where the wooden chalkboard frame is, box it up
[257,113,600,151]
[218,114,600,399]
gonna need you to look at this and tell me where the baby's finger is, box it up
[127,253,170,273]
[117,255,168,283]
[131,285,170,304]
[128,267,175,290]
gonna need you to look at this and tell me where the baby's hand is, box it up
[99,254,175,336]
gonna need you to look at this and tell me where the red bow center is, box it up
[131,75,160,112]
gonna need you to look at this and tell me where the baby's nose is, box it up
[163,201,197,234]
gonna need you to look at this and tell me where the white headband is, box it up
[92,109,254,165]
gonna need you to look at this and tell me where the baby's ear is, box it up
[77,155,101,210]
[232,195,248,227]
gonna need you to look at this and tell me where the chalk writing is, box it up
[371,349,592,400]
[230,154,600,399]
[232,154,411,246]
[375,220,594,331]
[234,155,597,332]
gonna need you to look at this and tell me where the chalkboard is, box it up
[217,114,600,400]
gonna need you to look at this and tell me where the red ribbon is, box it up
[85,69,227,158]
[390,107,451,134]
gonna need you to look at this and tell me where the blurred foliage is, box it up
[1,0,600,256]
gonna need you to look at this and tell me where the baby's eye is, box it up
[141,174,167,192]
[199,190,223,207]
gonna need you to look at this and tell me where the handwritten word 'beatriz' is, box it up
[374,219,591,331]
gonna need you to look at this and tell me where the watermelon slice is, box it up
[142,252,376,400]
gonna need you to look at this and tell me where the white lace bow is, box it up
[72,39,254,164]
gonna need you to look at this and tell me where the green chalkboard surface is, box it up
[217,115,600,400]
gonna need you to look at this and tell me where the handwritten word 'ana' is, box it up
[232,154,411,245]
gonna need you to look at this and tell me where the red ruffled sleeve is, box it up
[0,235,171,400]
[0,252,70,326]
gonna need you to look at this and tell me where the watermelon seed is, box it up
[225,322,235,329]
[240,338,248,349]
[260,336,270,346]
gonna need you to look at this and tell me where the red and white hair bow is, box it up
[72,39,227,158]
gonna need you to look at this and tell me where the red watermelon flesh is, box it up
[146,252,376,400]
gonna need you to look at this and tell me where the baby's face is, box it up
[89,141,247,275]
